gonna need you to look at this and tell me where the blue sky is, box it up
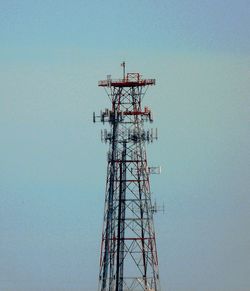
[0,1,250,291]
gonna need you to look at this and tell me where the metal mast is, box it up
[94,64,161,291]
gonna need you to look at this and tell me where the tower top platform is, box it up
[98,72,155,88]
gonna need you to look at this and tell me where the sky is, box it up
[0,0,250,291]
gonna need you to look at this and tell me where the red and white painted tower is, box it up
[94,63,161,291]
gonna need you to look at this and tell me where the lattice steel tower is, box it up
[94,63,161,291]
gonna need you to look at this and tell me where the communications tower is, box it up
[94,63,161,291]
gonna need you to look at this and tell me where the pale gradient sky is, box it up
[0,1,250,291]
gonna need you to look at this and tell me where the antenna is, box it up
[121,61,126,80]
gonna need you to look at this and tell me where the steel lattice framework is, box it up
[94,65,161,291]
